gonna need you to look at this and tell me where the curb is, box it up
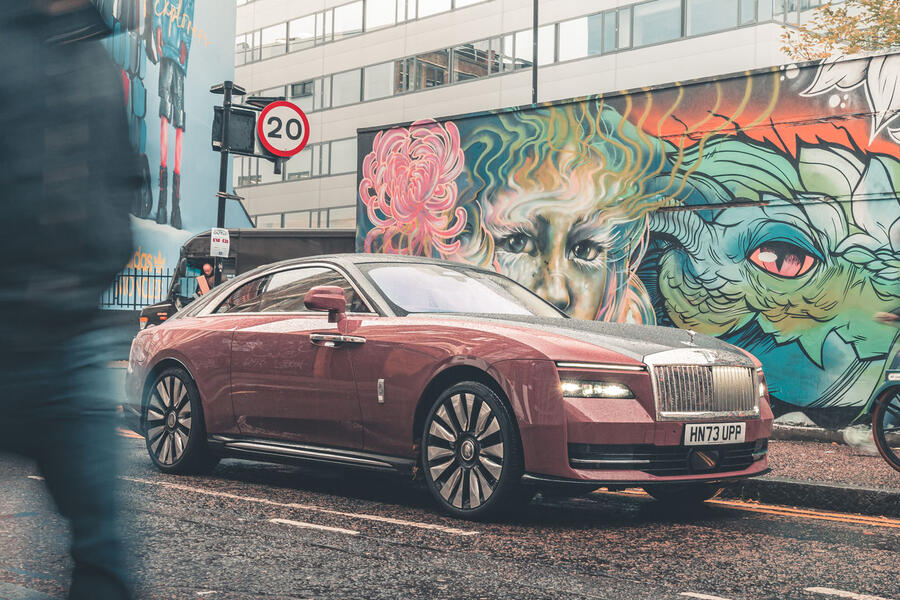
[771,424,846,444]
[720,476,900,517]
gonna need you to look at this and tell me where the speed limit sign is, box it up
[257,101,310,158]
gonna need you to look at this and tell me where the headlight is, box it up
[756,368,768,401]
[560,380,635,399]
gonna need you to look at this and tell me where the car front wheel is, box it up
[421,381,522,520]
[144,367,219,474]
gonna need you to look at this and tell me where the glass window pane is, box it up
[235,33,251,65]
[453,40,491,81]
[418,0,451,18]
[331,70,361,107]
[514,29,532,70]
[288,15,315,51]
[633,0,682,47]
[259,86,285,98]
[334,1,363,40]
[286,148,313,180]
[618,7,632,48]
[328,206,356,228]
[284,212,311,228]
[330,139,357,174]
[315,77,330,110]
[758,0,773,20]
[538,24,554,65]
[412,49,449,89]
[321,9,333,43]
[256,215,281,229]
[366,0,396,30]
[291,79,315,112]
[259,160,283,184]
[741,0,757,23]
[558,18,587,62]
[602,11,616,53]
[364,61,395,100]
[321,143,330,174]
[687,0,739,35]
[260,23,287,59]
[455,0,483,6]
[311,144,321,177]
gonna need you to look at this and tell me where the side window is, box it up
[258,267,372,313]
[215,275,270,313]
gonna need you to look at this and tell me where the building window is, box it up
[601,11,616,53]
[452,40,492,82]
[633,0,682,47]
[288,15,316,52]
[260,23,287,59]
[418,0,451,18]
[331,70,362,107]
[618,7,633,48]
[330,139,357,174]
[287,147,313,181]
[412,50,450,89]
[366,0,397,30]
[686,0,739,36]
[364,62,396,100]
[290,79,315,112]
[334,1,364,41]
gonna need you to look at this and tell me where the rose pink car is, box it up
[124,255,772,519]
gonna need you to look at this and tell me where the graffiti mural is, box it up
[356,53,900,427]
[94,0,249,296]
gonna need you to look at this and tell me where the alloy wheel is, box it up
[146,375,193,466]
[425,391,506,510]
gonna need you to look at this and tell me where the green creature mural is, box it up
[357,53,900,427]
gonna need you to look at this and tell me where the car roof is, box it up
[258,253,498,274]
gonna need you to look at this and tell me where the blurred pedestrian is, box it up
[0,1,138,598]
[195,261,216,295]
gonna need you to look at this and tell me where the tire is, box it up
[144,366,219,474]
[643,482,722,504]
[421,381,523,520]
[872,386,900,473]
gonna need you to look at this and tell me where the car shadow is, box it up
[198,458,743,529]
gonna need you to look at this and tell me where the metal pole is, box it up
[532,0,538,104]
[215,81,233,285]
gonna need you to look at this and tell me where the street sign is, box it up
[257,101,310,158]
[210,228,230,257]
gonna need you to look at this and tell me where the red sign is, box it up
[256,101,310,158]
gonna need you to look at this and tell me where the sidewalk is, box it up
[721,431,900,517]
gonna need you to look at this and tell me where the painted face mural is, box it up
[356,54,900,426]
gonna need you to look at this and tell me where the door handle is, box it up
[310,333,366,347]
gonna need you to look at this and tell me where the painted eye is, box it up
[748,241,817,278]
[569,240,603,262]
[498,232,535,255]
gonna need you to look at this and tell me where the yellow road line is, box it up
[594,489,900,529]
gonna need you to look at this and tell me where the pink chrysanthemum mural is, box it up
[358,120,466,258]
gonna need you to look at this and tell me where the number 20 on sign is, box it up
[257,101,310,158]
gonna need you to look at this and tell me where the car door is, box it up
[225,266,369,449]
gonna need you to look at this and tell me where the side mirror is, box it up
[304,286,347,323]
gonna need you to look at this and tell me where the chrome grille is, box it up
[653,365,757,420]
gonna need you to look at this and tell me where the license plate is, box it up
[684,422,745,446]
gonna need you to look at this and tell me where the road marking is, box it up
[595,489,900,530]
[26,475,44,481]
[805,587,895,600]
[269,518,360,536]
[680,593,735,600]
[122,476,480,536]
[117,428,143,439]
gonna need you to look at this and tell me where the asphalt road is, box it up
[1,434,898,600]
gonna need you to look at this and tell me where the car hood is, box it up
[436,314,755,366]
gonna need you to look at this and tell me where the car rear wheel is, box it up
[643,482,723,504]
[422,381,523,520]
[144,367,219,474]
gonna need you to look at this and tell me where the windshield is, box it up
[360,263,566,318]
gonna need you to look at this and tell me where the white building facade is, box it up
[233,0,828,229]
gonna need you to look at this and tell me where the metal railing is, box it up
[100,268,172,310]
